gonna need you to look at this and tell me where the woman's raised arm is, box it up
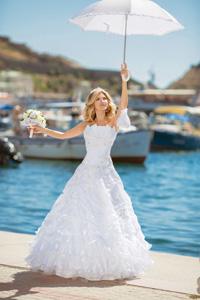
[119,62,128,110]
[111,63,129,125]
[28,121,87,140]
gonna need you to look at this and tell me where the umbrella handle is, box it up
[122,69,131,82]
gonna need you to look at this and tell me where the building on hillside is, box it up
[0,70,33,97]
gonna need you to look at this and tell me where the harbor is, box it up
[1,61,200,299]
[1,89,200,165]
[0,0,200,297]
[0,56,200,260]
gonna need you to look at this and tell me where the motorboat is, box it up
[151,124,200,150]
[7,126,152,164]
[150,106,200,150]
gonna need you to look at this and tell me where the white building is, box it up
[0,70,33,97]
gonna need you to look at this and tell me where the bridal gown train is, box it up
[24,109,154,281]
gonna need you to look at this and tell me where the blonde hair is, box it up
[83,87,116,122]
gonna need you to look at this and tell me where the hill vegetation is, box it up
[0,36,142,95]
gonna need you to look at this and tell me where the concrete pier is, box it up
[0,230,199,299]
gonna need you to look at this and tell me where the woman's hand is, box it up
[27,125,45,134]
[121,62,128,80]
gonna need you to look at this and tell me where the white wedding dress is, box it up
[24,109,154,281]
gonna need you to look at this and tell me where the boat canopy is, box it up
[154,106,200,116]
[0,104,13,110]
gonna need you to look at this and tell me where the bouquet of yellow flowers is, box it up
[21,109,46,138]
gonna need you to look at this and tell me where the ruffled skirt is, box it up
[24,158,154,281]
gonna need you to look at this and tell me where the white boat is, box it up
[7,126,152,164]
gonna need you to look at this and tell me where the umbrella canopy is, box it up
[68,0,184,81]
[68,0,184,36]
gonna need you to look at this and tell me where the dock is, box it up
[0,230,199,299]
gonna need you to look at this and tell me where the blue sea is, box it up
[0,151,199,258]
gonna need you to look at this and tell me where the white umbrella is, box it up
[68,0,184,81]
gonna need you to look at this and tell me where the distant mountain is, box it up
[167,63,200,90]
[0,36,142,95]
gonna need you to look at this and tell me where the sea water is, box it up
[0,151,199,258]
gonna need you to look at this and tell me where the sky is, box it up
[0,0,199,88]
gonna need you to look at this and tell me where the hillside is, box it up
[167,63,200,90]
[0,36,141,95]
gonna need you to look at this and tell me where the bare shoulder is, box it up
[81,121,89,127]
[83,120,95,127]
[79,121,89,130]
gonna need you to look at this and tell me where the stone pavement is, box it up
[0,231,199,300]
[0,265,194,300]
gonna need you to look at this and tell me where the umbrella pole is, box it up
[122,15,131,82]
[123,15,128,63]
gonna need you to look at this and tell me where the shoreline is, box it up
[0,230,199,299]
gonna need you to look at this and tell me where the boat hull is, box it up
[8,129,152,164]
[151,130,200,150]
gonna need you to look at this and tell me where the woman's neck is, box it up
[94,111,107,125]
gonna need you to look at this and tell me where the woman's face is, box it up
[94,92,108,112]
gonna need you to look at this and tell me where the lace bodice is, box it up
[83,124,116,166]
[82,109,131,166]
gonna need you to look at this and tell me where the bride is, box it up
[25,62,154,281]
